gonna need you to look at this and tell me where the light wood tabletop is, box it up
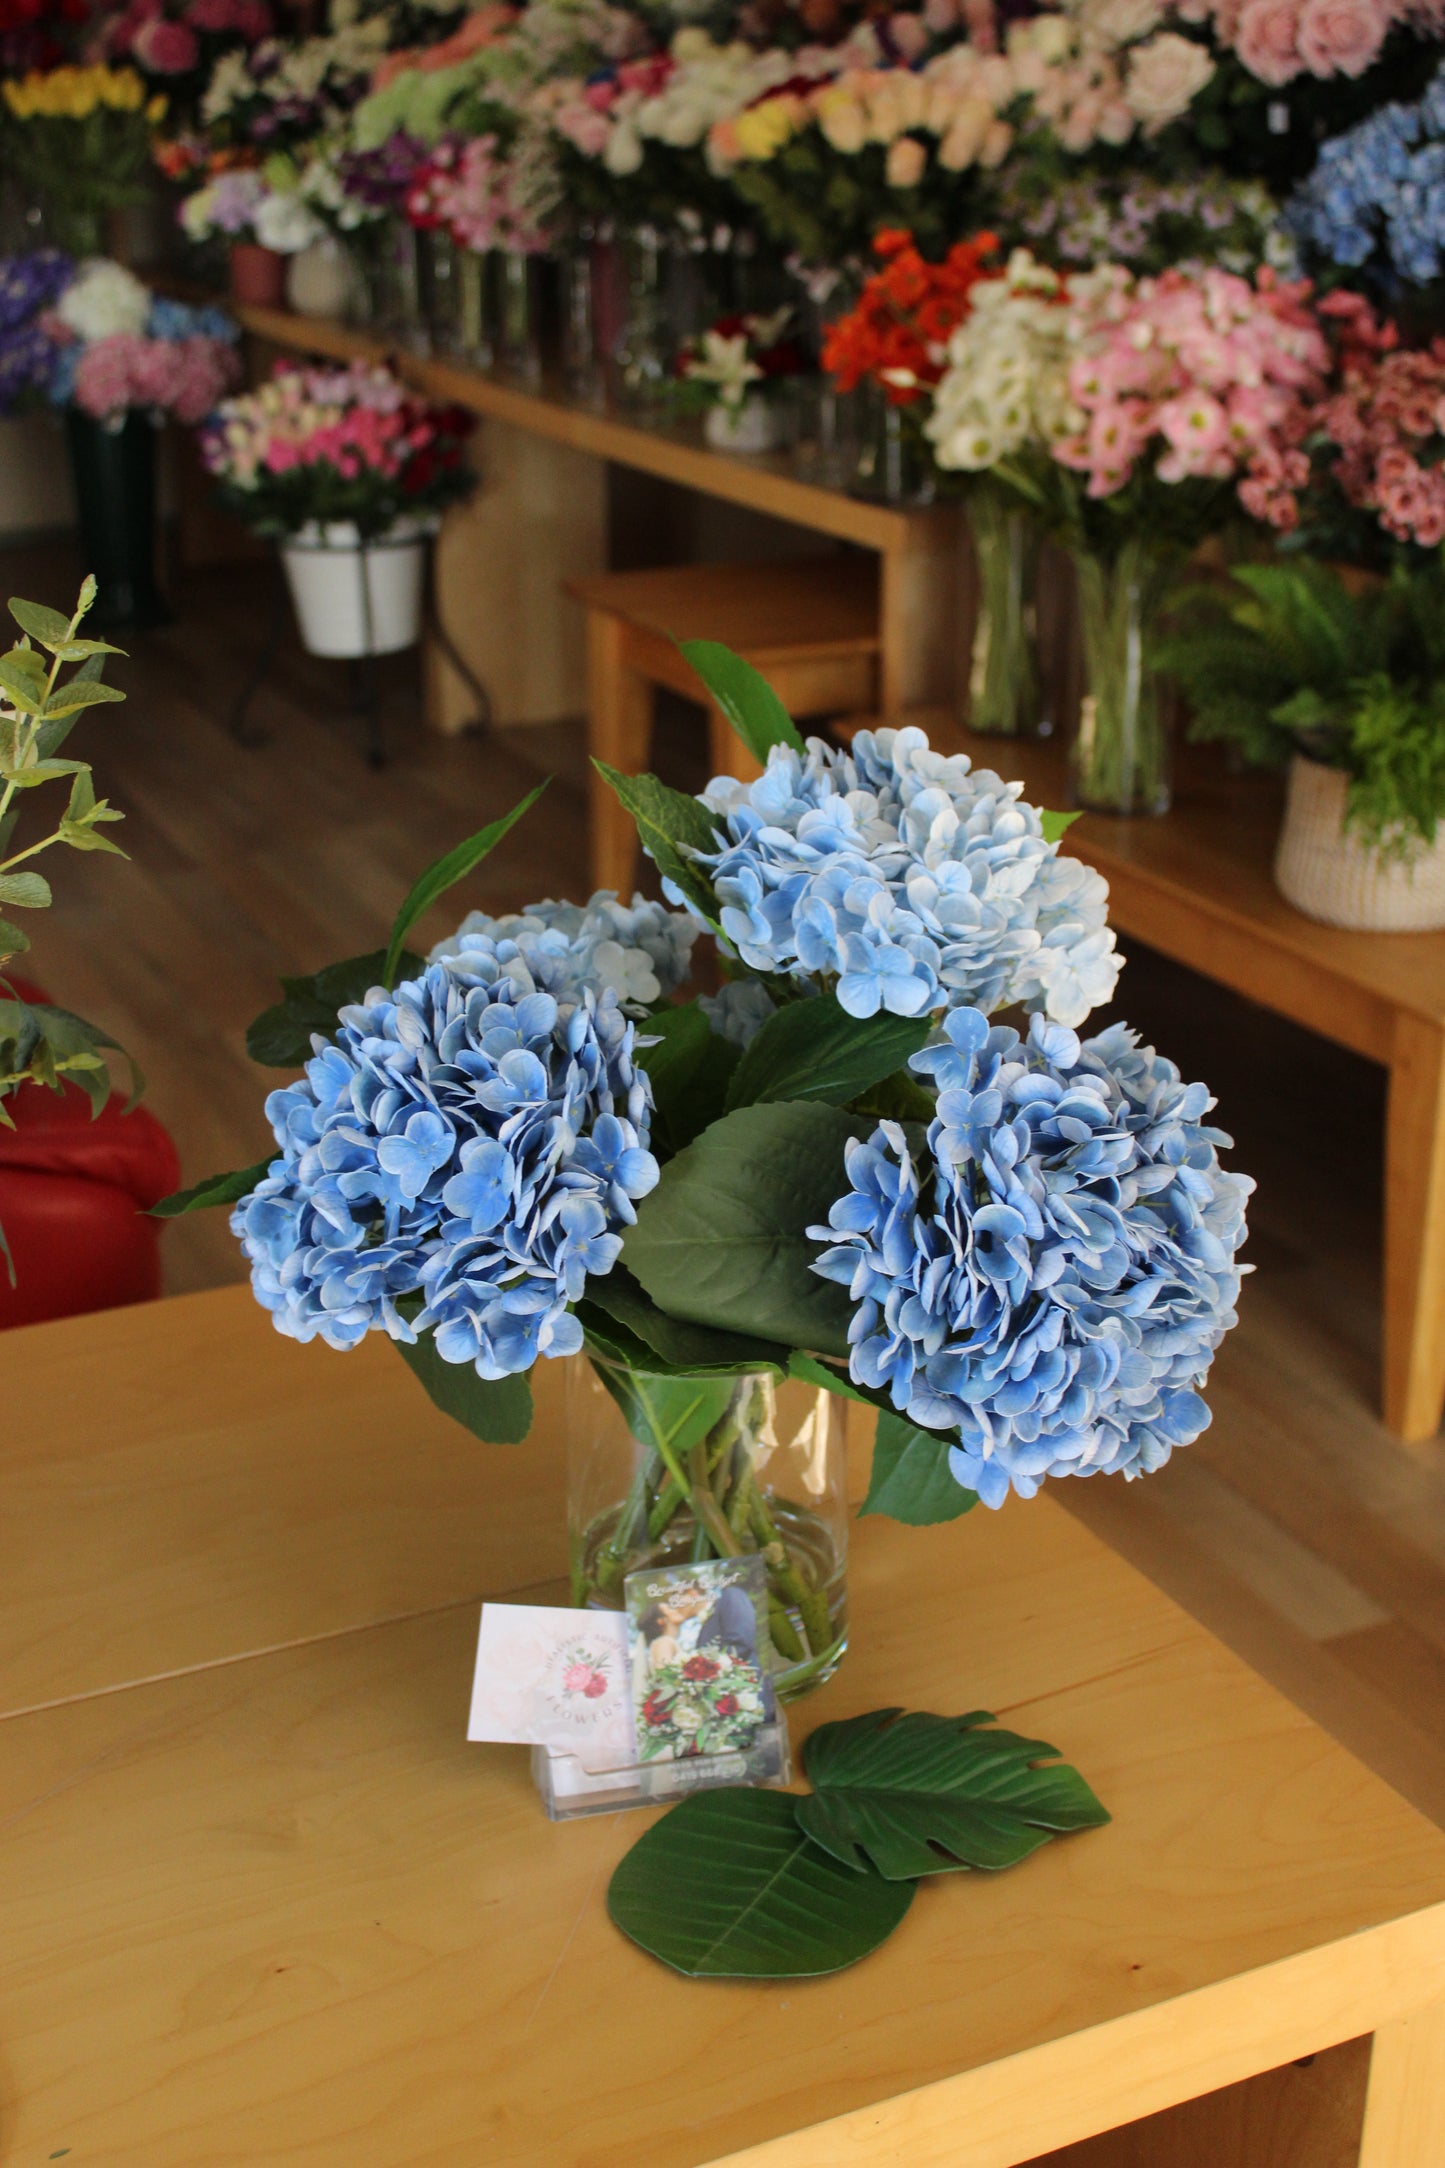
[7,1289,1445,2163]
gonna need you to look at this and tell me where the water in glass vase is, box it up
[568,1360,848,1701]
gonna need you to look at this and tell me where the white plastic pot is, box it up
[280,519,432,659]
[704,395,781,455]
[1274,752,1445,932]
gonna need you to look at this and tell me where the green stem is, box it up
[688,1437,742,1558]
[748,1489,831,1655]
[594,1445,662,1593]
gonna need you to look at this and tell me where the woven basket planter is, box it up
[1274,754,1445,932]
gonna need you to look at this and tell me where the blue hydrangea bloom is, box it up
[1287,65,1445,285]
[678,727,1120,1030]
[232,937,658,1378]
[699,977,777,1049]
[809,1006,1252,1507]
[431,890,697,1011]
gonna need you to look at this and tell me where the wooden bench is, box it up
[568,558,879,894]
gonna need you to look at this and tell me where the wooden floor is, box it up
[14,539,1445,1839]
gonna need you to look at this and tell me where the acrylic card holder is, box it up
[532,1719,793,1821]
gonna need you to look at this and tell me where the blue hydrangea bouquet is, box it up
[165,642,1252,1688]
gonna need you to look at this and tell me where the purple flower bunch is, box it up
[0,249,71,417]
[336,130,430,214]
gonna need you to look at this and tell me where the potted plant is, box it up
[40,259,240,631]
[198,359,475,657]
[673,308,809,454]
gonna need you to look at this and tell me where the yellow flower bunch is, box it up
[3,64,149,123]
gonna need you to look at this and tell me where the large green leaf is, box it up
[623,1101,860,1356]
[591,1359,734,1472]
[393,1331,534,1445]
[583,1266,790,1376]
[246,947,424,1066]
[635,1000,739,1155]
[796,1709,1110,1880]
[725,995,930,1112]
[608,1788,913,1979]
[151,1157,274,1218]
[678,640,806,765]
[590,764,721,926]
[382,781,548,989]
[861,1412,978,1526]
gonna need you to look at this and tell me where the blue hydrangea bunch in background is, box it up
[431,891,698,1011]
[809,1006,1253,1509]
[1287,63,1445,286]
[232,937,657,1379]
[684,727,1121,1030]
[0,249,70,417]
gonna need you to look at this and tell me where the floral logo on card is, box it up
[541,1635,622,1730]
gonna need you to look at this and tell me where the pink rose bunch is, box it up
[1173,0,1406,84]
[427,132,548,254]
[201,360,472,497]
[97,0,271,75]
[72,329,238,423]
[1054,264,1330,528]
[1309,293,1445,547]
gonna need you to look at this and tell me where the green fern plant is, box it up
[1161,558,1445,859]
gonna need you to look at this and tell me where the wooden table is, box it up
[228,300,961,731]
[7,1287,1445,2165]
[912,728,1445,1448]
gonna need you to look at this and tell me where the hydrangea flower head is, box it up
[430,890,698,1010]
[684,725,1121,1029]
[233,937,657,1379]
[809,1006,1252,1506]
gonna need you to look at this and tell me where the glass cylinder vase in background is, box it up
[568,1359,848,1701]
[560,231,604,403]
[455,245,492,366]
[964,481,1039,737]
[612,225,670,411]
[494,250,543,383]
[852,390,935,506]
[1069,535,1177,816]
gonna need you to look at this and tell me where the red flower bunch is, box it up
[680,1653,721,1682]
[641,1689,673,1727]
[823,227,997,407]
[1308,293,1445,551]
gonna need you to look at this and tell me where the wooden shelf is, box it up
[233,300,956,554]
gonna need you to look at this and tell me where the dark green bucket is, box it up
[65,410,170,632]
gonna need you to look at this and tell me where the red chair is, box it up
[0,982,180,1330]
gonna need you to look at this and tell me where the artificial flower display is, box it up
[810,1005,1252,1505]
[176,656,1245,1546]
[674,306,807,412]
[1287,59,1445,290]
[199,359,474,535]
[822,226,997,402]
[178,160,324,251]
[0,62,165,253]
[41,259,240,425]
[0,247,70,416]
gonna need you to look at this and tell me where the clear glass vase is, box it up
[567,1358,849,1701]
[966,482,1039,737]
[1069,535,1178,817]
[495,250,542,384]
[612,225,671,411]
[456,245,492,367]
[853,391,935,506]
[560,232,604,404]
[415,227,459,355]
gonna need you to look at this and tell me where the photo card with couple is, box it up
[624,1554,787,1785]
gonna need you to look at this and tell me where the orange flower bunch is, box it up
[823,227,997,406]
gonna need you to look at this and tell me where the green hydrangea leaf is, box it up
[1039,809,1081,844]
[151,1157,275,1217]
[246,947,424,1066]
[392,1330,534,1444]
[678,640,806,764]
[725,994,930,1112]
[382,781,549,989]
[590,764,722,928]
[861,1411,977,1526]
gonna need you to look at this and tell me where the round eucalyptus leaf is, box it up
[608,1787,914,1979]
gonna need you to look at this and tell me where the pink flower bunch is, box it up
[72,329,238,423]
[201,360,471,497]
[426,133,548,254]
[1055,264,1330,528]
[1309,293,1445,547]
[1173,0,1423,86]
[97,0,271,76]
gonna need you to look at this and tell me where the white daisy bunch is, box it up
[927,249,1083,474]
